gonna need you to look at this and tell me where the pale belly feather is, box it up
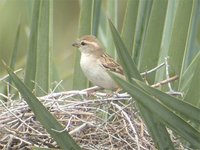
[80,54,118,89]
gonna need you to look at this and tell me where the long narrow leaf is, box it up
[168,0,193,88]
[184,59,200,107]
[9,21,21,71]
[49,0,55,90]
[24,0,40,90]
[35,0,51,96]
[6,20,21,94]
[154,0,178,83]
[121,0,139,55]
[92,0,101,36]
[181,0,200,72]
[179,51,200,93]
[105,0,118,58]
[132,0,153,64]
[138,0,168,84]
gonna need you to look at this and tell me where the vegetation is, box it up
[0,0,200,149]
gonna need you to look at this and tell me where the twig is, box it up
[0,99,42,135]
[51,80,63,93]
[40,86,101,99]
[51,115,74,133]
[69,123,88,135]
[164,57,183,96]
[5,132,32,146]
[140,62,165,76]
[111,102,140,150]
[151,75,179,88]
[0,68,22,81]
[165,57,172,90]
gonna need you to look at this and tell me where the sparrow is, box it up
[72,35,125,90]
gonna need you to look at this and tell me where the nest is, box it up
[0,87,184,150]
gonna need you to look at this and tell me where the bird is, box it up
[72,35,125,91]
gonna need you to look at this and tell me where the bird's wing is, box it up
[99,53,124,75]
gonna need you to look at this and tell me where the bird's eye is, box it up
[81,41,86,46]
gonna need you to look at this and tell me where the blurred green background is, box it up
[1,0,200,149]
[0,0,127,90]
[0,0,80,90]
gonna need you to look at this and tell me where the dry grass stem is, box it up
[0,86,185,149]
[0,89,156,150]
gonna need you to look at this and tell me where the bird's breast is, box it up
[80,54,118,89]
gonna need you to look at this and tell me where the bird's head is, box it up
[72,35,104,55]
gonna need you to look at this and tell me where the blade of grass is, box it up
[179,51,200,93]
[6,19,21,94]
[24,0,40,90]
[35,0,51,96]
[132,0,153,65]
[121,0,139,55]
[105,0,118,58]
[183,59,200,107]
[137,0,168,84]
[9,20,21,71]
[155,0,178,84]
[168,0,193,88]
[92,0,101,36]
[181,0,200,72]
[49,0,56,90]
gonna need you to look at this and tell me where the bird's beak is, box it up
[72,40,80,48]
